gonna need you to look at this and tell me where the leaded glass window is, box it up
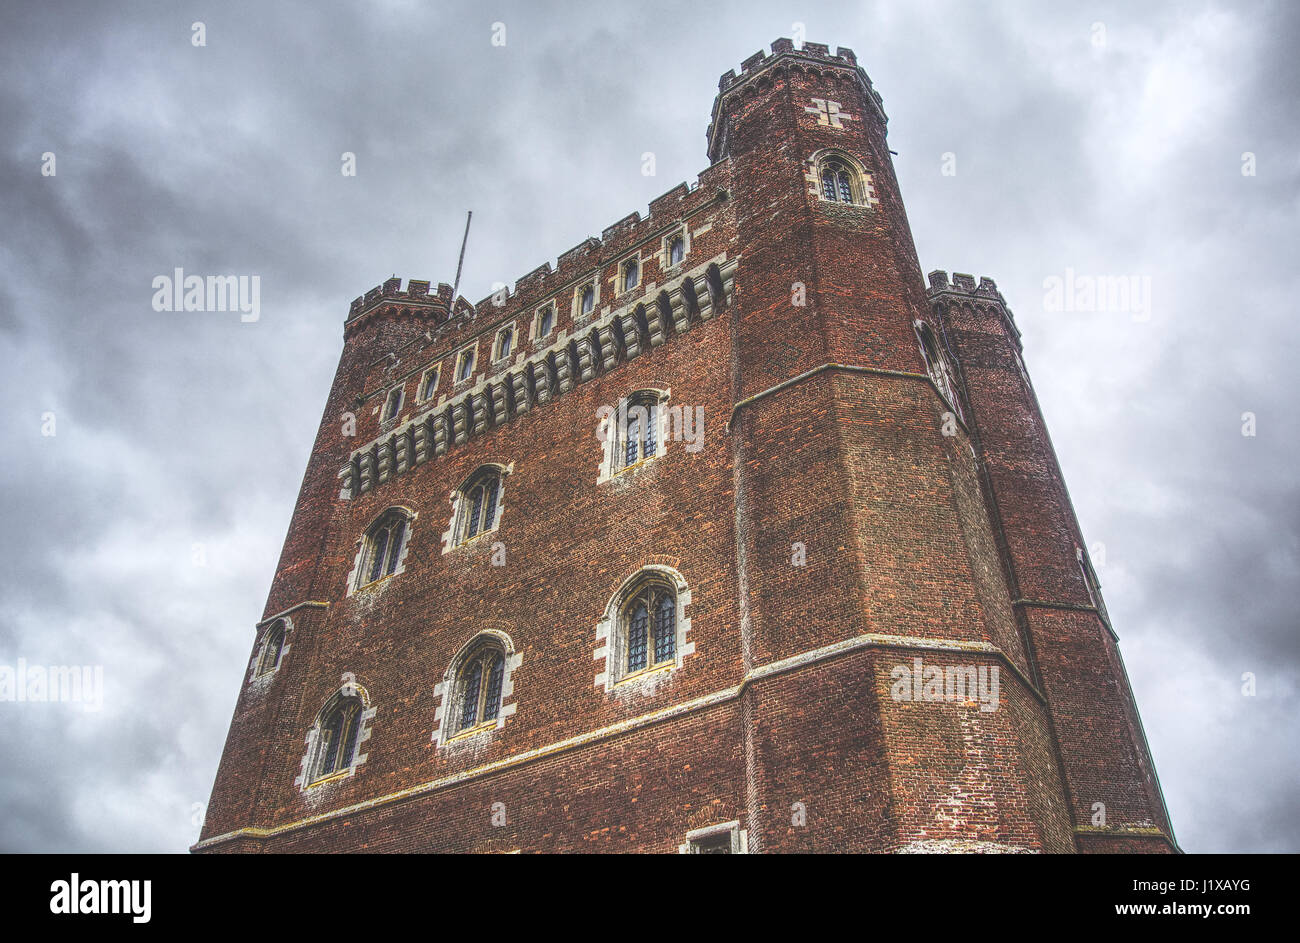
[360,510,408,587]
[367,528,390,582]
[483,653,505,722]
[454,645,507,735]
[421,367,440,401]
[623,258,639,292]
[915,322,961,417]
[457,348,475,381]
[617,394,660,471]
[581,285,594,315]
[459,658,483,729]
[315,697,362,780]
[458,469,502,545]
[383,388,402,421]
[627,601,649,673]
[653,595,675,663]
[621,582,676,678]
[820,159,856,204]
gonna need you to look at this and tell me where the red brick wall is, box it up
[931,284,1176,851]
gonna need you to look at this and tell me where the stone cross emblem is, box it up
[805,98,852,128]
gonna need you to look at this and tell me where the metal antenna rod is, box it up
[449,210,472,315]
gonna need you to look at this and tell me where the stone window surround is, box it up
[678,820,748,854]
[573,280,600,324]
[418,363,441,402]
[532,302,557,342]
[804,148,880,209]
[617,253,641,296]
[295,673,377,792]
[248,616,293,685]
[440,462,513,554]
[345,506,416,596]
[596,388,670,485]
[431,629,522,749]
[594,565,695,693]
[380,386,405,427]
[661,226,690,270]
[912,318,963,420]
[492,324,516,363]
[454,343,478,385]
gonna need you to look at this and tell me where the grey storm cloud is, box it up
[0,0,1295,852]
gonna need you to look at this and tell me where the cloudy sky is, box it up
[1,0,1295,853]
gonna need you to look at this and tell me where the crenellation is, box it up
[648,183,689,218]
[602,211,642,244]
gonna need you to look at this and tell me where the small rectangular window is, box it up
[680,822,744,854]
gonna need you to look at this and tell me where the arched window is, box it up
[454,644,506,735]
[914,321,962,417]
[668,235,685,266]
[537,305,555,339]
[618,578,677,682]
[434,632,519,746]
[255,621,286,677]
[456,346,476,382]
[357,508,410,588]
[420,366,440,401]
[580,285,595,316]
[625,585,676,675]
[456,467,503,545]
[814,153,868,206]
[314,695,363,781]
[494,326,514,361]
[622,258,640,293]
[610,390,663,474]
[595,568,693,690]
[382,387,403,422]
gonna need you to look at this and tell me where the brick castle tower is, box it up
[195,39,1176,853]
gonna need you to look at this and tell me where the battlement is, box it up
[717,38,861,93]
[343,162,731,345]
[707,39,886,162]
[345,278,476,338]
[927,270,1007,303]
[927,270,1017,337]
